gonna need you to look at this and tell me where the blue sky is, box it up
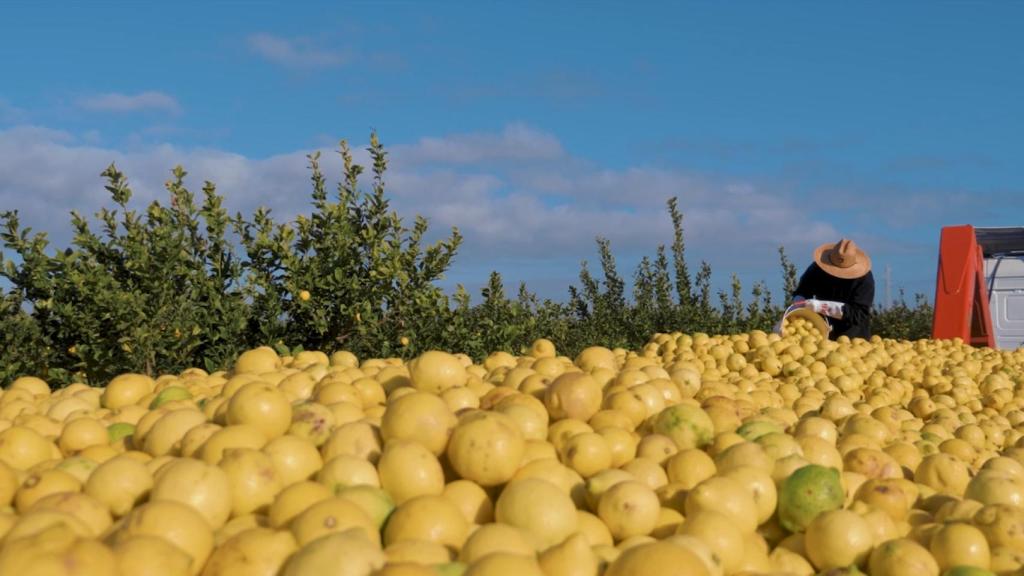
[2,1,1022,304]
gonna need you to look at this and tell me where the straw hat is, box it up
[813,238,871,280]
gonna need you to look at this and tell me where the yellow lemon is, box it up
[84,456,152,517]
[378,439,445,505]
[150,457,232,528]
[109,500,214,576]
[383,494,470,552]
[233,347,282,375]
[929,521,992,571]
[225,382,292,440]
[381,391,457,456]
[464,552,544,576]
[459,522,535,563]
[408,351,468,394]
[101,373,156,409]
[200,527,297,576]
[442,479,494,525]
[538,532,600,576]
[604,541,712,576]
[268,480,332,528]
[0,524,117,576]
[27,491,112,537]
[281,527,385,576]
[495,478,578,550]
[0,426,56,470]
[804,509,874,571]
[113,535,193,576]
[684,475,759,533]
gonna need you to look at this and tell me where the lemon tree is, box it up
[237,134,462,361]
[1,164,248,384]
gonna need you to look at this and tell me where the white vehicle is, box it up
[978,228,1024,350]
[934,226,1024,349]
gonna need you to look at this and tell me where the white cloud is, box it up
[395,124,565,165]
[0,123,848,299]
[78,91,182,114]
[247,33,350,69]
[0,99,28,124]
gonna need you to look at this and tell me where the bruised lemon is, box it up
[447,411,525,486]
[545,372,603,422]
[868,538,940,576]
[0,524,117,576]
[597,480,661,541]
[289,497,380,547]
[150,458,232,528]
[218,448,282,517]
[652,404,714,450]
[262,434,323,487]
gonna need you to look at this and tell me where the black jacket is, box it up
[793,263,875,340]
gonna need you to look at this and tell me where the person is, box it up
[790,238,875,340]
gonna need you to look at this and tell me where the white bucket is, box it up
[776,304,831,339]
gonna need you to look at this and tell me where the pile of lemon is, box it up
[782,316,820,339]
[0,330,1023,576]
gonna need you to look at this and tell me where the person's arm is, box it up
[795,265,867,321]
[792,265,816,301]
[843,272,875,328]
